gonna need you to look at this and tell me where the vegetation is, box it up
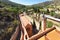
[50,11,56,16]
[0,8,19,40]
[0,0,60,40]
[0,0,24,40]
[54,14,60,19]
[46,21,53,28]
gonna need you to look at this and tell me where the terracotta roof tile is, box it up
[46,29,60,40]
[38,29,60,40]
[38,36,46,40]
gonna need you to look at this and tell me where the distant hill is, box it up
[32,1,53,7]
[53,0,60,5]
[0,0,25,7]
[0,0,60,8]
[0,0,56,9]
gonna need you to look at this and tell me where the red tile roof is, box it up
[38,29,60,40]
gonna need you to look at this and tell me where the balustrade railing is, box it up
[10,14,60,40]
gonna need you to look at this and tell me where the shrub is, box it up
[46,21,53,28]
[50,11,55,16]
[54,14,60,19]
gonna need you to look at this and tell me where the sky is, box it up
[9,0,51,5]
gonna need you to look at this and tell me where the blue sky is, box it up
[9,0,50,5]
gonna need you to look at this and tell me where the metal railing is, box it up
[42,14,60,22]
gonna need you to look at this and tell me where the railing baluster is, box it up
[41,14,47,31]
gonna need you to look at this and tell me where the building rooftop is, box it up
[38,29,60,40]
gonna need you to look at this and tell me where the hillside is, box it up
[32,0,60,7]
[32,1,53,7]
[0,0,25,7]
[0,0,22,40]
[53,0,60,5]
